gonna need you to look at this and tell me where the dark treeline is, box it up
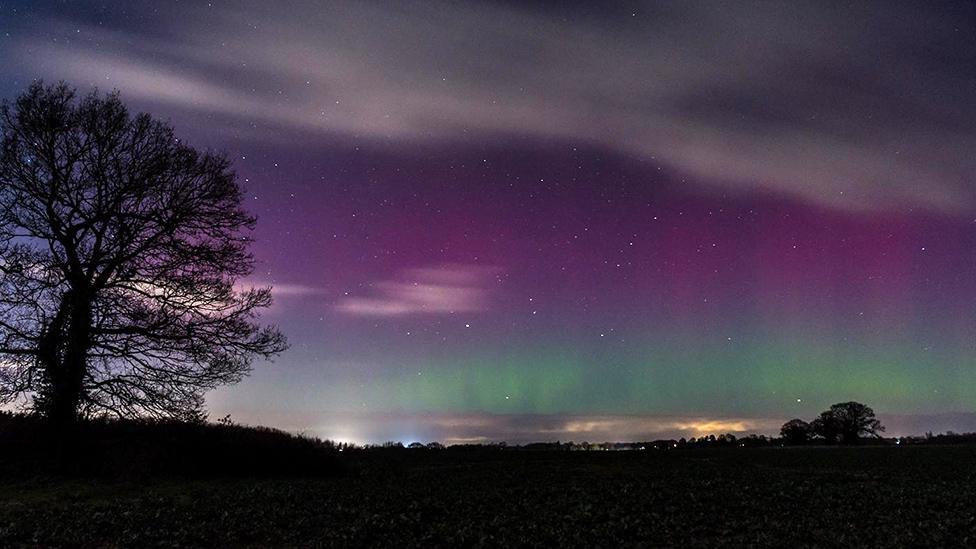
[358,430,976,453]
[4,409,976,481]
[359,402,971,451]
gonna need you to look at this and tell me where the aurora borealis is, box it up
[2,1,976,443]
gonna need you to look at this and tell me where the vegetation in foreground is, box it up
[2,416,976,548]
[0,412,343,479]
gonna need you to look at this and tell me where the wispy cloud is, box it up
[269,284,329,298]
[336,264,497,317]
[232,282,328,316]
[236,281,328,299]
[552,416,767,440]
[15,1,976,213]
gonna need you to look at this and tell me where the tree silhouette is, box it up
[829,401,884,442]
[0,82,287,423]
[779,418,812,445]
[810,411,841,444]
[811,402,884,444]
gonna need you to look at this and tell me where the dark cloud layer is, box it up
[5,1,975,212]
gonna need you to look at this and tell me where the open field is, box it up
[1,445,975,547]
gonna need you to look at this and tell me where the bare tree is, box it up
[0,82,287,423]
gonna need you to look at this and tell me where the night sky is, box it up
[2,1,976,443]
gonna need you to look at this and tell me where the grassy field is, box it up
[1,445,975,547]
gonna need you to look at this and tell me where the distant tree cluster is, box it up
[436,435,778,452]
[897,431,976,445]
[780,402,885,445]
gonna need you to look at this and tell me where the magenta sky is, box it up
[3,1,976,443]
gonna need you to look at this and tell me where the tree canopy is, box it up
[0,82,286,422]
[779,418,812,445]
[783,401,885,445]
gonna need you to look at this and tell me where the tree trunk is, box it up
[37,290,91,425]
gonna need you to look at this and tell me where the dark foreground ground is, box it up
[2,445,976,548]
